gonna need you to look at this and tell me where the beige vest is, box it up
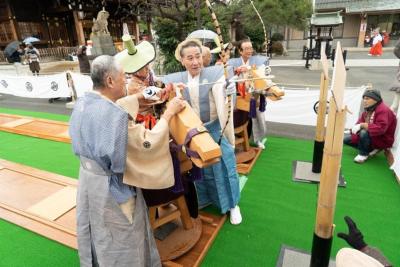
[116,95,174,189]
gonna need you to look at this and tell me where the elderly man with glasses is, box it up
[228,39,270,150]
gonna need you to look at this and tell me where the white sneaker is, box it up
[256,140,265,150]
[354,154,368,163]
[229,205,242,225]
[368,149,381,157]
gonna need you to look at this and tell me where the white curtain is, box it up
[390,107,400,178]
[265,87,365,129]
[69,72,93,98]
[0,73,70,98]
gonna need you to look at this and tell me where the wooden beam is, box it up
[5,0,18,40]
[73,11,86,45]
[133,16,140,44]
[146,16,153,41]
[357,15,367,48]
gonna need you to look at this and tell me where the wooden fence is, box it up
[0,46,78,63]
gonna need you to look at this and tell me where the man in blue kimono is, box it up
[228,39,270,149]
[163,39,242,225]
[69,54,185,266]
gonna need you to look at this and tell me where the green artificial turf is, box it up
[0,107,70,122]
[0,108,399,266]
[202,136,400,266]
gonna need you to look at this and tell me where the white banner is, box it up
[0,73,71,98]
[69,72,93,98]
[0,73,70,98]
[390,107,400,178]
[265,87,365,129]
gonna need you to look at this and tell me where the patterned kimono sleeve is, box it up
[94,105,128,174]
[108,115,128,174]
[69,96,128,174]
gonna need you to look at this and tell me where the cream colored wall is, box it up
[291,28,305,40]
[343,14,360,38]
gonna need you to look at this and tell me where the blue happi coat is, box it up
[228,55,269,69]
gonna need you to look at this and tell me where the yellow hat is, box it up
[174,38,202,61]
[114,34,156,73]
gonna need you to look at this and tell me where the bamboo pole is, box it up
[311,54,329,173]
[314,73,329,142]
[310,42,347,267]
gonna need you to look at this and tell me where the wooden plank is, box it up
[0,202,77,249]
[0,113,70,143]
[0,159,77,249]
[0,159,77,187]
[173,212,227,267]
[236,149,256,164]
[236,147,262,174]
[163,261,183,267]
[0,158,226,266]
[57,130,70,139]
[0,115,15,125]
[27,186,76,221]
[1,118,33,128]
[0,110,218,167]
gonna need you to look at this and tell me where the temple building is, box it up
[286,0,400,49]
[0,0,151,49]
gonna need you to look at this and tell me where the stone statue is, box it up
[90,9,116,56]
[91,10,110,37]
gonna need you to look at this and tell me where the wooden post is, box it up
[312,46,329,173]
[310,42,347,267]
[6,0,19,40]
[146,16,153,41]
[73,11,85,45]
[357,14,367,48]
[133,16,140,44]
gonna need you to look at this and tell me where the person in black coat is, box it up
[77,46,91,74]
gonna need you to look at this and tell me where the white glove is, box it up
[142,86,161,100]
[225,76,238,96]
[351,124,361,134]
[264,65,271,76]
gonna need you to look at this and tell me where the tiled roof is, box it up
[316,0,400,13]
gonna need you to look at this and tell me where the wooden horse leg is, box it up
[174,195,193,230]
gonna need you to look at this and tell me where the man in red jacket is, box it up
[344,89,397,163]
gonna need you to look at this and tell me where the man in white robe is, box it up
[163,39,242,225]
[228,39,269,149]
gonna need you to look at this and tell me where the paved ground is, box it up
[0,50,398,140]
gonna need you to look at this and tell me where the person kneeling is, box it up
[344,89,397,163]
